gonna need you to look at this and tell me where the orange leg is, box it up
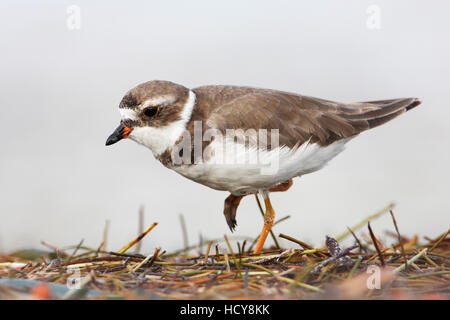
[252,179,292,254]
[253,193,276,255]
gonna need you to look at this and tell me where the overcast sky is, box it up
[0,0,449,254]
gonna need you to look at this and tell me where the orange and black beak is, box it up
[105,123,133,146]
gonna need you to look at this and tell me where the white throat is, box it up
[129,90,196,156]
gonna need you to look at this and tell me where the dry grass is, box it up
[0,204,449,300]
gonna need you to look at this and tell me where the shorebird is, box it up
[106,80,420,254]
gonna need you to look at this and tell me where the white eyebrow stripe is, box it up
[140,95,176,109]
[119,108,138,120]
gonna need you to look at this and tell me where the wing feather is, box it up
[198,87,420,148]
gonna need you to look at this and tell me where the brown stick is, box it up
[279,233,313,250]
[346,226,366,253]
[390,210,408,271]
[429,229,450,253]
[368,222,385,266]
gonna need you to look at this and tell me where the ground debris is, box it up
[0,209,449,300]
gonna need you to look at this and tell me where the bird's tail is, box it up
[342,97,421,133]
[352,97,421,129]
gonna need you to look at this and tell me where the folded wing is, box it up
[206,91,420,148]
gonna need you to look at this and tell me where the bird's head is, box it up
[105,80,195,155]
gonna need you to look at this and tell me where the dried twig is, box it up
[429,229,450,253]
[102,220,110,252]
[279,233,313,250]
[346,226,366,253]
[394,248,428,273]
[135,206,144,254]
[179,214,189,251]
[335,203,394,242]
[368,222,385,266]
[117,223,158,254]
[390,210,408,271]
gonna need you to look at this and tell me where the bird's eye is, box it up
[143,106,160,118]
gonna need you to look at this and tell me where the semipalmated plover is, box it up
[106,80,420,254]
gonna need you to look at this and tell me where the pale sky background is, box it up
[0,1,449,254]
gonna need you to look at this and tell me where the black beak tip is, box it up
[106,123,128,146]
[105,135,119,146]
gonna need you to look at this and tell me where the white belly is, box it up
[171,137,351,195]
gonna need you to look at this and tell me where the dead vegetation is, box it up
[0,203,449,300]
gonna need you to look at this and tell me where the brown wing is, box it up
[205,91,420,148]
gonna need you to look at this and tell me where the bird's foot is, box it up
[223,194,243,232]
